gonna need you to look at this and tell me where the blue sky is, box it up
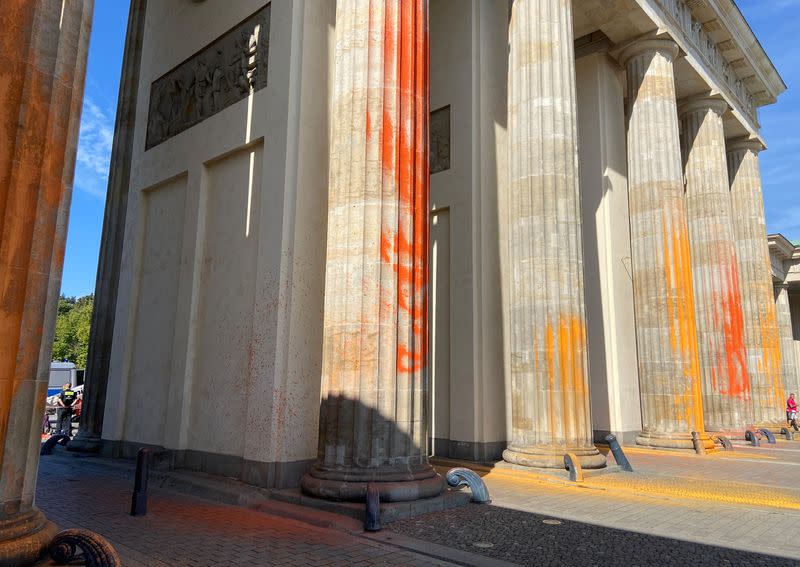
[60,1,800,298]
[61,0,129,298]
[738,0,800,243]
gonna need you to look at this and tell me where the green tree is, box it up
[52,294,93,367]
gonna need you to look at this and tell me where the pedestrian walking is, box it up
[55,382,78,436]
[787,393,798,432]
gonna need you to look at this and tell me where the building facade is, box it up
[77,0,790,497]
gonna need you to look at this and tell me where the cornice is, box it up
[768,233,796,261]
[706,0,787,105]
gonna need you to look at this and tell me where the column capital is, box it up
[678,95,729,119]
[618,37,679,67]
[727,136,765,155]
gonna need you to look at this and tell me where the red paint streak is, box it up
[377,0,429,376]
[720,259,750,398]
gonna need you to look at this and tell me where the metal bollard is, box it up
[604,434,633,472]
[130,449,151,516]
[564,453,584,482]
[780,427,795,441]
[715,436,733,451]
[758,428,776,444]
[745,430,760,447]
[445,468,491,503]
[40,434,69,455]
[364,482,381,532]
[691,431,706,455]
[130,448,166,516]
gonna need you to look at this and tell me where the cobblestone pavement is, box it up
[391,504,795,567]
[36,455,458,567]
[34,442,800,566]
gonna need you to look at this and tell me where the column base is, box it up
[502,445,606,469]
[0,509,57,567]
[636,430,715,450]
[66,431,101,453]
[300,462,443,502]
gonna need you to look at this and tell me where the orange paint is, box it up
[375,0,428,376]
[660,208,704,430]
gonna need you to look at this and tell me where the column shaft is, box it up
[70,0,147,454]
[0,1,92,564]
[301,0,442,502]
[503,0,603,469]
[728,140,784,427]
[679,98,752,432]
[775,285,800,397]
[622,39,711,450]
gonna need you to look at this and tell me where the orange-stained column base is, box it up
[502,0,604,469]
[0,1,92,565]
[620,38,713,451]
[300,0,442,502]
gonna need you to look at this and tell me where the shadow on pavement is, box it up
[390,502,792,566]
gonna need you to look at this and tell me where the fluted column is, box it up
[621,39,712,450]
[502,0,604,469]
[70,0,147,454]
[301,0,441,502]
[775,284,800,397]
[679,97,752,433]
[728,139,784,427]
[0,1,92,564]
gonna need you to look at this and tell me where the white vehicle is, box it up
[48,361,77,397]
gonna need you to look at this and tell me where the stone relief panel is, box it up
[145,5,270,150]
[430,105,450,174]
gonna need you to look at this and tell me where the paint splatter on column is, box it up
[680,98,752,433]
[302,0,442,502]
[503,0,604,470]
[621,39,711,450]
[728,140,785,427]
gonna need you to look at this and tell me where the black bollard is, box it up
[758,428,776,444]
[364,482,381,532]
[40,434,69,455]
[691,431,706,455]
[715,436,733,451]
[780,427,794,441]
[745,430,760,447]
[604,434,633,472]
[130,448,160,516]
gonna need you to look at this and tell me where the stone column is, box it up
[679,97,752,433]
[621,39,712,450]
[70,0,147,454]
[300,0,442,502]
[0,1,92,564]
[502,0,604,469]
[775,284,800,397]
[728,139,784,427]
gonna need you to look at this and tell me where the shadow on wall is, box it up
[102,394,440,495]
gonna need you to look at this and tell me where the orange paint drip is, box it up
[719,259,750,399]
[376,0,428,377]
[661,208,704,431]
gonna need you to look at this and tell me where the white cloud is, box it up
[74,98,114,199]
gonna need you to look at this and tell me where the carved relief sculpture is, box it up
[145,5,270,149]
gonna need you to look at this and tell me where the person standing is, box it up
[787,393,798,432]
[55,382,78,436]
